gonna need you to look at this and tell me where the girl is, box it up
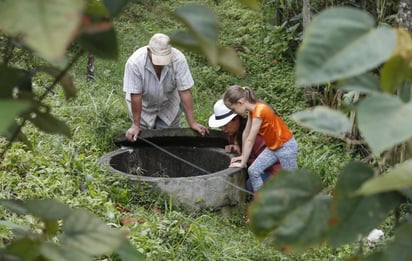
[223,85,298,192]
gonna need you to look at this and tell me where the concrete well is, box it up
[99,128,247,211]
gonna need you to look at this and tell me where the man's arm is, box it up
[179,89,209,136]
[126,93,142,141]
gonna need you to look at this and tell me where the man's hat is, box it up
[208,99,237,128]
[149,33,172,66]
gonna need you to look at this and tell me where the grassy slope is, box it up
[0,0,360,260]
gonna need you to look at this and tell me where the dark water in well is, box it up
[109,146,231,178]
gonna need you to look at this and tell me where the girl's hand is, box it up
[229,161,246,168]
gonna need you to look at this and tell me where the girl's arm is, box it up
[242,115,252,145]
[231,117,261,168]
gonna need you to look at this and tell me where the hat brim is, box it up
[208,113,237,128]
[152,54,171,65]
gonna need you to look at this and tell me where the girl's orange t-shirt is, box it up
[250,102,293,150]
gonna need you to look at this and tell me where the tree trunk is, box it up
[302,0,310,31]
[302,0,313,105]
[86,54,95,82]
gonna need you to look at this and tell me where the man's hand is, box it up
[125,125,140,141]
[190,122,210,136]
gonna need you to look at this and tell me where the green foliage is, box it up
[248,5,412,260]
[0,0,373,260]
[295,7,396,87]
[0,199,144,260]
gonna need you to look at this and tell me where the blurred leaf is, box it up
[237,0,260,11]
[76,26,118,59]
[1,122,33,150]
[25,109,71,138]
[338,72,380,94]
[357,159,412,196]
[296,7,396,86]
[172,4,245,76]
[40,242,91,261]
[248,169,324,237]
[362,252,385,261]
[85,0,110,17]
[380,55,411,93]
[0,199,28,215]
[357,93,412,155]
[0,0,84,62]
[0,220,30,237]
[400,187,412,200]
[291,106,349,139]
[61,209,127,256]
[273,194,331,251]
[0,64,31,98]
[173,4,219,64]
[37,66,76,100]
[103,0,129,17]
[44,220,59,238]
[0,199,72,220]
[171,30,201,51]
[328,162,402,247]
[217,46,245,76]
[399,83,411,103]
[0,100,32,134]
[115,240,146,261]
[3,238,41,260]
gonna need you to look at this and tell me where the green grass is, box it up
[0,0,365,260]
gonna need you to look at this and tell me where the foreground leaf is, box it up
[25,109,72,138]
[237,0,260,11]
[217,46,246,76]
[0,199,72,220]
[172,4,245,76]
[338,72,380,94]
[0,100,32,134]
[115,240,146,261]
[37,66,76,100]
[291,106,349,139]
[40,242,91,261]
[296,7,396,86]
[357,159,412,195]
[103,0,129,17]
[61,209,127,256]
[174,4,218,64]
[328,162,402,247]
[0,64,31,98]
[0,0,84,62]
[274,194,331,251]
[2,238,41,260]
[380,56,411,94]
[357,93,412,155]
[380,28,412,93]
[76,27,118,60]
[248,169,324,237]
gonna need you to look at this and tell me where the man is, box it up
[123,33,209,141]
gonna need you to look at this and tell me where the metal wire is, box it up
[136,136,254,195]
